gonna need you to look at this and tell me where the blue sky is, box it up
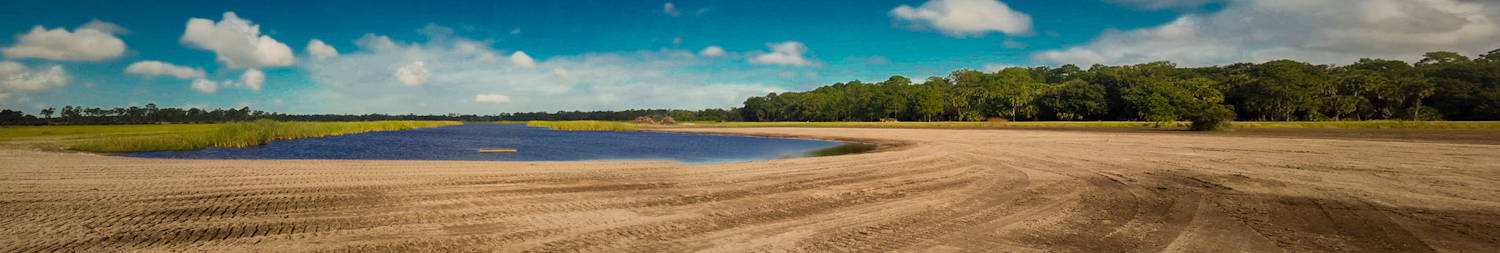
[2,0,1497,114]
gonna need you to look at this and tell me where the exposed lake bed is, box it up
[122,123,864,164]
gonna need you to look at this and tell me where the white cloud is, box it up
[475,93,513,104]
[185,69,263,93]
[180,12,295,69]
[749,41,815,66]
[699,46,726,57]
[240,69,264,91]
[454,40,499,62]
[306,39,339,60]
[510,51,536,69]
[664,3,681,17]
[190,79,219,93]
[1,21,127,61]
[672,37,682,45]
[890,0,1033,38]
[0,62,25,77]
[77,19,130,35]
[355,34,402,51]
[511,28,521,35]
[1033,0,1500,66]
[125,61,206,79]
[298,36,783,114]
[0,61,69,100]
[395,61,430,86]
[552,68,573,80]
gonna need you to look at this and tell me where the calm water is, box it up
[124,123,851,165]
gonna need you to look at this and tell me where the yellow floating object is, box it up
[479,149,517,153]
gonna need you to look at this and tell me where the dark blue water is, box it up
[123,123,845,165]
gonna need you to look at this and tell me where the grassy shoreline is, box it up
[524,121,640,131]
[66,120,461,153]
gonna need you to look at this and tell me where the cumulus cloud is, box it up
[749,41,816,66]
[672,37,682,45]
[475,93,513,104]
[185,69,265,93]
[1032,0,1500,66]
[511,28,521,34]
[240,69,264,91]
[180,12,295,69]
[454,40,499,62]
[0,61,69,100]
[355,34,402,51]
[664,3,681,17]
[306,39,339,60]
[510,51,536,69]
[77,19,131,35]
[190,79,219,93]
[890,0,1033,38]
[552,68,573,80]
[1,21,127,61]
[298,35,783,114]
[699,46,726,57]
[125,61,206,79]
[395,61,430,86]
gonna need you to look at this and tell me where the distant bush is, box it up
[1187,103,1236,131]
[1144,93,1178,128]
[659,116,677,125]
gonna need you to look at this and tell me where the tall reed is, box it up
[69,120,461,153]
[525,121,640,131]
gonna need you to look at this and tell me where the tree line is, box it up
[0,105,743,126]
[739,49,1500,130]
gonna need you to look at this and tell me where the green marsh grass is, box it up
[525,121,641,131]
[67,120,461,153]
[0,124,220,140]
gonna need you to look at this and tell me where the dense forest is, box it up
[739,50,1500,129]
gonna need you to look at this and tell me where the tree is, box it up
[1236,60,1331,121]
[992,67,1047,120]
[0,109,24,125]
[1038,80,1107,120]
[913,87,944,121]
[40,107,54,119]
[1417,51,1471,66]
[1479,48,1500,63]
[1144,93,1177,127]
[145,103,159,122]
[1323,95,1367,120]
[1185,102,1235,131]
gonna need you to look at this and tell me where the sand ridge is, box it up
[2,127,1498,252]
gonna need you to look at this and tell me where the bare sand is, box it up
[2,127,1498,252]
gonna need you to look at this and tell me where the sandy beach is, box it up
[2,127,1498,252]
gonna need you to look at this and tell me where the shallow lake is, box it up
[124,123,858,164]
